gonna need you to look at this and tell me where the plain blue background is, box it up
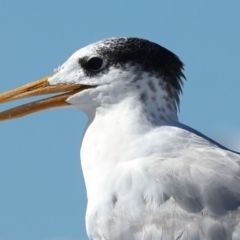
[0,1,240,240]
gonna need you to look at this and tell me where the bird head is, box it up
[0,37,185,123]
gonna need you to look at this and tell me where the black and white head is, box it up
[0,37,185,124]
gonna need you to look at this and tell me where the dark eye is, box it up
[87,57,103,71]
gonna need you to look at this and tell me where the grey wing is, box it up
[141,132,240,239]
[149,149,240,214]
[90,127,240,240]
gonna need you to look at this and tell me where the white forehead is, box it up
[48,38,119,85]
[49,44,95,85]
[68,43,95,61]
[68,37,122,61]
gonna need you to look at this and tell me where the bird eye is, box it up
[87,57,103,71]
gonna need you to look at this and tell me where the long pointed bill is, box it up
[0,75,90,121]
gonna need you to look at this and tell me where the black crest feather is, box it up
[95,38,186,97]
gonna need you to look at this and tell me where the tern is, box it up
[0,37,240,240]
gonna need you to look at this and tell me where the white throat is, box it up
[66,70,179,198]
[79,91,178,196]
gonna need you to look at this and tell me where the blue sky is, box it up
[0,1,239,239]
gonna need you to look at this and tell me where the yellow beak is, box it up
[0,75,90,121]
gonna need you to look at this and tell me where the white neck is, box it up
[80,94,178,199]
[66,72,179,199]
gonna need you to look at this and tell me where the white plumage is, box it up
[0,37,239,239]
